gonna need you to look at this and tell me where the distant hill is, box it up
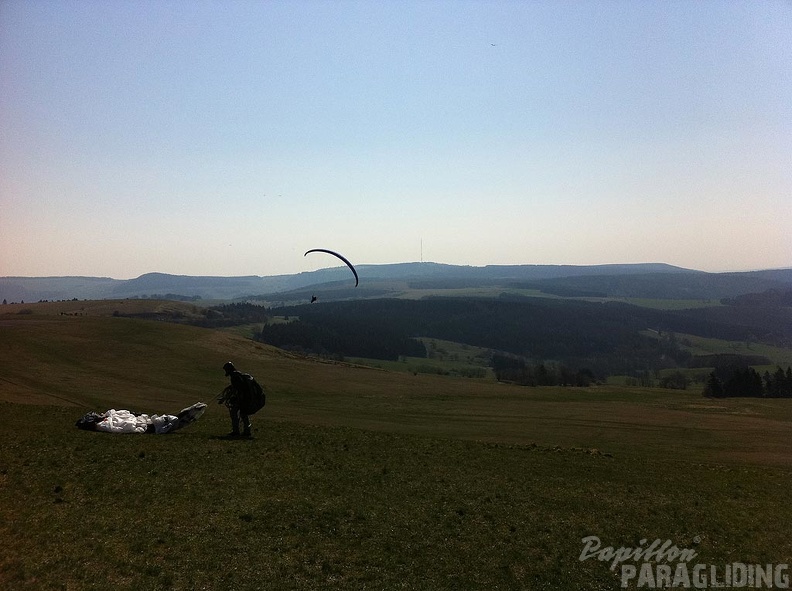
[1,263,791,303]
[250,292,792,376]
[521,270,792,300]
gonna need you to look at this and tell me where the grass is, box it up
[331,281,720,311]
[615,298,723,310]
[639,330,792,368]
[2,302,792,589]
[3,405,791,590]
[348,338,492,378]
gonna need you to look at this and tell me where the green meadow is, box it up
[1,301,791,590]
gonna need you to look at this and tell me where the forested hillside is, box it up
[246,295,791,378]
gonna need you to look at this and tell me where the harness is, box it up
[216,385,238,408]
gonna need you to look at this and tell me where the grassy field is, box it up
[639,330,792,369]
[2,301,792,590]
[274,280,723,311]
[348,338,492,378]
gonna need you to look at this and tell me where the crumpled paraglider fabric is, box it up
[76,402,207,434]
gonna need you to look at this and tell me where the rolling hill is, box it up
[5,262,791,303]
[2,299,791,460]
[3,299,792,589]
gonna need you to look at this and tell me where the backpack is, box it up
[240,373,266,415]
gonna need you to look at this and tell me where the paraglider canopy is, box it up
[304,249,359,287]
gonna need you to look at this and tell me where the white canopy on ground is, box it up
[77,402,207,434]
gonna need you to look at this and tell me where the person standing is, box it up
[219,361,253,438]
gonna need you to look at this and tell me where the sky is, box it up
[1,0,790,279]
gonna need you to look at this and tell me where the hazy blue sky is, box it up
[1,0,790,279]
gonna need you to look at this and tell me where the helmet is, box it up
[223,361,236,376]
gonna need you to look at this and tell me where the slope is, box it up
[2,301,792,466]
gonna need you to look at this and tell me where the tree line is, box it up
[188,299,790,385]
[491,354,595,386]
[255,308,426,360]
[252,297,701,377]
[704,365,792,398]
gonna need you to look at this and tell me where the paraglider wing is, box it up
[304,249,359,287]
[75,402,207,434]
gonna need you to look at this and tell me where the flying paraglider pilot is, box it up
[218,361,254,438]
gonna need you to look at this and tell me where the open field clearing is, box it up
[675,333,792,368]
[2,302,792,589]
[606,298,723,310]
